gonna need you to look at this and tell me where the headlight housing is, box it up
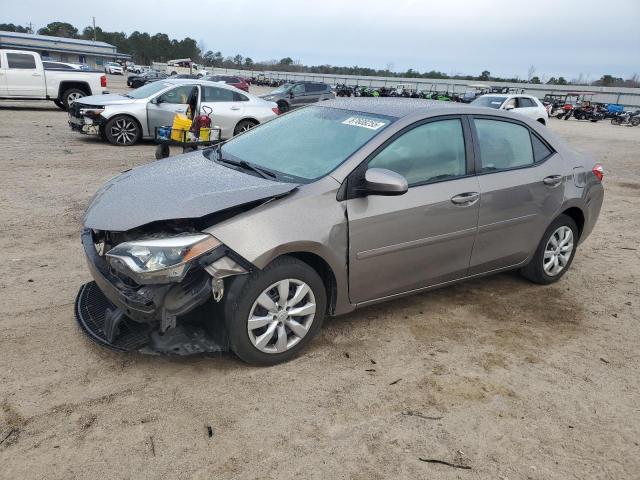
[79,108,105,118]
[106,234,221,284]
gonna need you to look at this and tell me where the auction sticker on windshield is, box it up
[342,117,388,130]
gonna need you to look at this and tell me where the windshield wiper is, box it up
[216,149,276,180]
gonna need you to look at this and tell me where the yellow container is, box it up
[171,114,192,142]
[199,128,210,141]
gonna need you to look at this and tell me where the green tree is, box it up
[233,54,243,66]
[244,57,254,67]
[557,77,568,85]
[0,23,32,33]
[279,57,294,66]
[37,22,78,38]
[529,76,541,84]
[480,70,491,80]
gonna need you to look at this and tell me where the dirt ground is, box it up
[1,74,638,480]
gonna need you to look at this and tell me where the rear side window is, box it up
[7,53,36,69]
[475,119,533,171]
[531,134,552,162]
[306,83,327,93]
[368,119,467,186]
[233,92,249,102]
[517,97,536,107]
[203,86,235,102]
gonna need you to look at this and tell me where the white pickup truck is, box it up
[0,49,108,110]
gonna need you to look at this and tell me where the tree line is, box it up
[1,22,637,87]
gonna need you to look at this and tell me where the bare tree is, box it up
[527,65,536,81]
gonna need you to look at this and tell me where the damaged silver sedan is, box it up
[75,98,603,365]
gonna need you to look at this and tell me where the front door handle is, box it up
[32,73,41,76]
[230,106,240,111]
[451,192,480,206]
[543,175,563,187]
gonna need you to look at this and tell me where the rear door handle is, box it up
[543,175,563,187]
[451,192,480,206]
[230,106,240,111]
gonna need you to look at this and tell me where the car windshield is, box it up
[471,96,507,109]
[215,106,395,183]
[271,84,291,94]
[125,82,172,99]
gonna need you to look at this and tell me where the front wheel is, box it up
[104,115,141,146]
[233,119,258,136]
[277,100,290,113]
[223,256,327,365]
[520,214,578,285]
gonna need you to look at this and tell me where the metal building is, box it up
[0,31,131,69]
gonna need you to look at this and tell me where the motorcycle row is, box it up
[544,93,639,126]
[334,83,471,102]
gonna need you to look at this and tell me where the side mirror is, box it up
[363,168,408,196]
[289,91,295,99]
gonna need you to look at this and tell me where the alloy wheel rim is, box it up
[247,279,316,354]
[239,123,254,133]
[111,119,137,144]
[67,92,83,104]
[543,226,574,276]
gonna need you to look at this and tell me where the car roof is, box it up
[476,93,538,100]
[161,78,246,92]
[318,97,461,118]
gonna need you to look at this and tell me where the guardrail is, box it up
[210,67,640,109]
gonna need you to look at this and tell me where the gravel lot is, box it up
[1,74,638,479]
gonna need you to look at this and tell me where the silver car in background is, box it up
[75,98,604,365]
[68,79,279,146]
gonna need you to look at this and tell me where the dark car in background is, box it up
[206,75,250,92]
[127,70,168,88]
[260,81,334,112]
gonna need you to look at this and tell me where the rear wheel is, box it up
[521,214,578,285]
[277,100,290,113]
[233,119,258,136]
[61,88,86,110]
[631,117,640,127]
[104,115,141,146]
[223,256,327,365]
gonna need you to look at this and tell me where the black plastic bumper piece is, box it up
[75,281,152,352]
[74,281,228,356]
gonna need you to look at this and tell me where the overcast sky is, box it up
[3,0,639,80]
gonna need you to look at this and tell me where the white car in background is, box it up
[104,62,124,75]
[67,79,280,146]
[472,94,549,125]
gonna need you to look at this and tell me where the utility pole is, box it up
[27,22,33,34]
[92,16,96,41]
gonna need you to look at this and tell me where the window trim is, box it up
[343,115,476,200]
[468,115,556,175]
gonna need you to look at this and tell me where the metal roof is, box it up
[0,30,115,48]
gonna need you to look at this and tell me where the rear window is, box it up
[471,96,506,109]
[7,53,36,69]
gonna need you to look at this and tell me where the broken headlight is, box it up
[106,234,221,284]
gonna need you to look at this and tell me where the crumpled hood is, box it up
[83,151,298,231]
[76,94,137,106]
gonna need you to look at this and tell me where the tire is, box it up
[233,119,258,136]
[520,214,578,285]
[222,256,327,365]
[104,115,141,146]
[277,100,290,113]
[61,88,86,110]
[631,117,640,127]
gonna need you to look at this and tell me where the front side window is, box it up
[126,81,173,99]
[7,53,36,69]
[368,119,467,186]
[219,106,394,182]
[203,86,235,102]
[475,119,533,171]
[158,85,197,104]
[291,84,305,95]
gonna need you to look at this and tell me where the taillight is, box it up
[592,163,604,182]
[100,75,107,88]
[272,107,281,115]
